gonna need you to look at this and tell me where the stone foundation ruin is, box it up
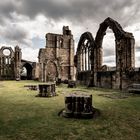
[0,46,39,81]
[75,17,140,90]
[0,46,21,80]
[38,26,75,83]
[1,17,140,91]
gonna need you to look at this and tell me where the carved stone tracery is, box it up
[76,17,135,89]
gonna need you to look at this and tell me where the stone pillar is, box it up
[79,50,82,71]
[56,36,60,58]
[85,48,87,71]
[82,49,84,71]
[0,57,1,79]
[88,48,90,70]
[77,51,81,72]
[69,38,74,80]
[44,63,47,82]
[40,63,44,82]
[14,46,22,80]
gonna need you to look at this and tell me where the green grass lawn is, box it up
[0,81,140,140]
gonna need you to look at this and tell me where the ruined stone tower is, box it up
[38,26,75,82]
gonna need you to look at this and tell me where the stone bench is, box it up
[128,84,140,93]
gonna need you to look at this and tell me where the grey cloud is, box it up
[135,46,140,52]
[0,0,139,25]
[0,1,20,24]
[0,0,140,49]
[136,56,140,61]
[0,23,28,46]
[4,26,27,41]
[103,48,115,57]
[104,59,115,64]
[20,0,135,24]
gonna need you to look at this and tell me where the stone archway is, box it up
[45,61,58,81]
[21,63,33,80]
[76,17,135,89]
[95,17,135,71]
[76,32,96,86]
[94,17,135,89]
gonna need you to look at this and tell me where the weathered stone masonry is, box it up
[76,17,137,90]
[0,46,21,80]
[38,26,75,82]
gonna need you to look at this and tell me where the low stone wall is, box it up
[77,71,91,86]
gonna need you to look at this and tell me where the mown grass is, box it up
[0,80,140,140]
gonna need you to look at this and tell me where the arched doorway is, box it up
[102,28,116,68]
[95,17,135,71]
[45,61,58,81]
[76,17,135,89]
[95,17,135,89]
[21,63,33,80]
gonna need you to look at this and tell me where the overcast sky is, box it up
[0,0,140,67]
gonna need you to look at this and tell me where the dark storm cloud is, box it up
[0,0,139,25]
[0,0,140,49]
[3,25,27,42]
[18,0,139,26]
[0,1,19,23]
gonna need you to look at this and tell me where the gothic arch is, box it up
[76,32,96,72]
[21,63,33,80]
[42,59,61,82]
[76,17,135,89]
[95,17,135,71]
[76,32,96,86]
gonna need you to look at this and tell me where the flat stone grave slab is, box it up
[24,85,38,90]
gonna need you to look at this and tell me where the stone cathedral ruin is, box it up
[1,17,140,90]
[38,26,75,82]
[75,17,136,90]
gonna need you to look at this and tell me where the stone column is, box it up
[14,46,22,80]
[69,38,74,80]
[88,47,90,70]
[0,58,1,78]
[56,36,60,58]
[41,63,44,82]
[85,48,87,71]
[82,49,84,71]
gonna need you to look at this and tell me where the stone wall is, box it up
[32,62,40,80]
[38,26,75,82]
[0,46,22,80]
[76,17,137,90]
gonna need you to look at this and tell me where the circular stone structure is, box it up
[3,49,11,56]
[62,93,94,119]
